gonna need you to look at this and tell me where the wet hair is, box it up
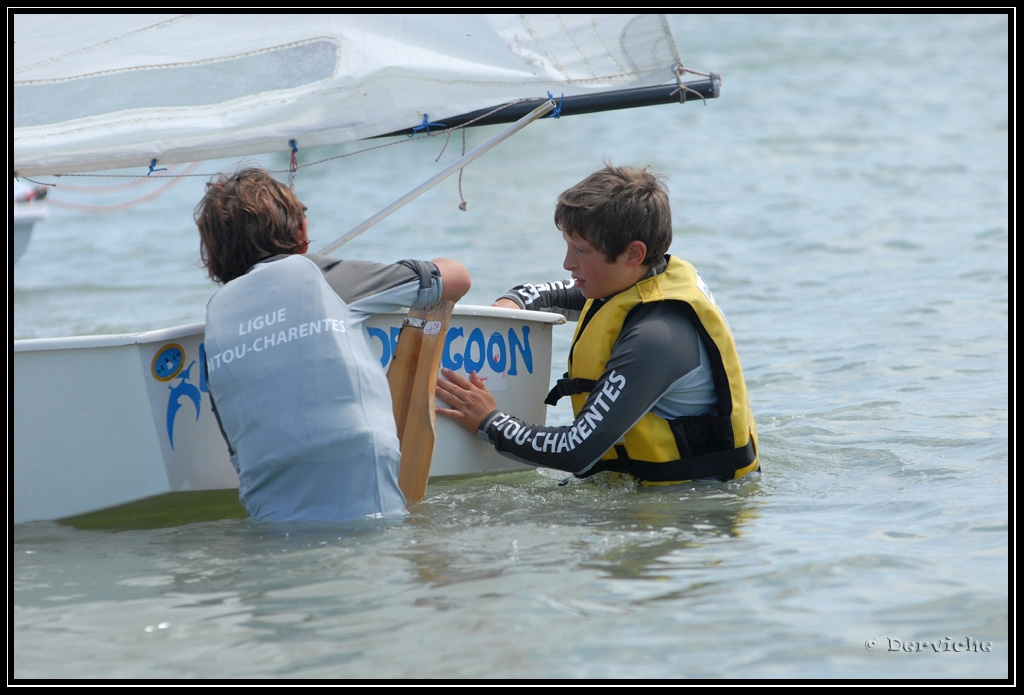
[196,167,307,284]
[554,164,672,265]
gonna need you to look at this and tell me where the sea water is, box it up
[11,14,1009,679]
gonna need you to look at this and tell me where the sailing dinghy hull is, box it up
[13,305,563,524]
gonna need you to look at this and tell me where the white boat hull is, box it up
[13,305,563,523]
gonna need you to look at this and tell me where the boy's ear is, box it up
[295,218,310,254]
[624,240,647,267]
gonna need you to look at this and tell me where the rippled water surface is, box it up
[13,14,1008,679]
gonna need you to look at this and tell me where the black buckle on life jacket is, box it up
[585,440,758,483]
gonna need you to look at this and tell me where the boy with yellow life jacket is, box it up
[436,164,758,483]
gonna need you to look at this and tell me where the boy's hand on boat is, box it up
[435,368,496,433]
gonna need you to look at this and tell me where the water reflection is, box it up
[399,470,764,585]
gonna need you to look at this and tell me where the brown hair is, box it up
[196,167,307,284]
[554,164,672,265]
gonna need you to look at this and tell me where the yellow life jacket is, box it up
[563,255,759,482]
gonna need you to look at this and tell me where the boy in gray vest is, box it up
[198,167,470,521]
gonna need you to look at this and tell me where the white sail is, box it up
[13,13,682,176]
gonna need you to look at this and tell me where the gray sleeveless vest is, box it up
[204,254,406,521]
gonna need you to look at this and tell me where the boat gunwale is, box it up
[12,304,566,352]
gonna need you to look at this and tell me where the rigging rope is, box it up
[20,98,545,215]
[40,162,202,213]
[27,98,541,182]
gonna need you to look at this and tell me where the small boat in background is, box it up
[12,179,48,263]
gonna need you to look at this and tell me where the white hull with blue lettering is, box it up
[12,305,563,523]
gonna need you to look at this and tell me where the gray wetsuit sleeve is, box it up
[306,253,441,310]
[497,279,586,321]
[480,302,706,475]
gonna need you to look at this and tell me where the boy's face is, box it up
[562,231,646,299]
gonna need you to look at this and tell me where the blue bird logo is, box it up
[166,360,201,449]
